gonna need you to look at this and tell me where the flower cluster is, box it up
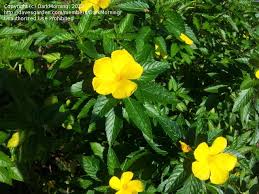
[83,5,237,189]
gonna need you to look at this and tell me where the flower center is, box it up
[122,183,128,190]
[207,154,216,164]
[116,74,124,81]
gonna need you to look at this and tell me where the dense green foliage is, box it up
[0,0,258,193]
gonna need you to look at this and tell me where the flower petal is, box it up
[116,190,132,194]
[93,5,99,13]
[192,161,210,181]
[92,77,117,95]
[194,142,209,162]
[256,70,259,79]
[179,33,193,45]
[111,50,136,74]
[209,137,227,155]
[99,0,110,9]
[122,62,143,80]
[93,57,115,79]
[79,0,94,12]
[112,80,137,99]
[128,180,144,192]
[7,132,20,148]
[121,171,134,185]
[179,141,192,153]
[212,153,237,172]
[210,164,229,185]
[109,176,121,190]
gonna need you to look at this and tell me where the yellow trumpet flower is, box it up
[109,171,144,194]
[192,137,237,184]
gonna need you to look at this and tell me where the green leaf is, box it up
[176,175,204,194]
[170,43,180,57]
[135,43,153,62]
[145,103,183,142]
[72,97,87,111]
[78,14,93,34]
[143,134,168,155]
[0,27,27,37]
[223,15,239,32]
[42,53,61,63]
[107,147,120,175]
[0,151,12,167]
[232,88,254,112]
[105,109,122,146]
[204,85,227,93]
[164,12,185,37]
[117,14,135,34]
[136,26,152,52]
[185,25,198,43]
[8,166,23,182]
[206,184,224,194]
[44,95,58,106]
[77,40,99,58]
[19,36,33,49]
[103,35,117,54]
[90,142,104,159]
[78,99,96,119]
[24,59,35,76]
[231,131,252,150]
[116,1,149,12]
[176,102,187,112]
[92,96,118,118]
[70,81,84,97]
[77,178,93,189]
[135,81,175,104]
[0,167,12,185]
[94,186,109,192]
[207,128,223,143]
[60,55,75,69]
[121,150,149,171]
[48,32,74,44]
[81,156,100,181]
[140,61,170,81]
[124,98,167,155]
[124,98,153,139]
[240,77,258,90]
[154,36,167,56]
[0,131,8,144]
[158,164,187,192]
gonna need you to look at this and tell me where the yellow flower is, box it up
[179,33,193,45]
[179,141,192,153]
[92,49,143,99]
[79,0,110,13]
[255,69,259,79]
[109,171,144,194]
[7,132,20,148]
[192,137,237,185]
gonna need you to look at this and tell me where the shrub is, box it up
[0,0,258,193]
